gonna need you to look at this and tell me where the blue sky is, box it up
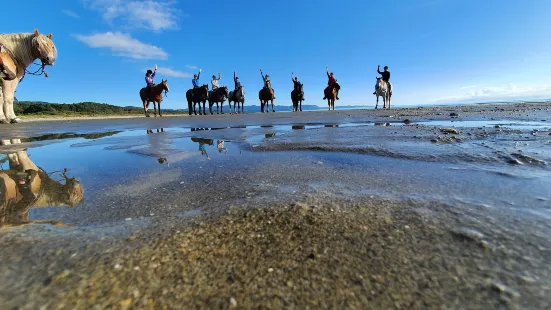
[4,0,551,109]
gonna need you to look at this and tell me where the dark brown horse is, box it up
[291,83,304,112]
[208,86,229,115]
[186,85,209,115]
[324,83,340,111]
[259,87,275,113]
[139,80,169,117]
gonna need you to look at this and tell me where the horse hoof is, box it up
[0,119,8,124]
[10,118,22,124]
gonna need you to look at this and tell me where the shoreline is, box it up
[16,101,551,123]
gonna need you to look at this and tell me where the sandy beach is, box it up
[0,102,550,309]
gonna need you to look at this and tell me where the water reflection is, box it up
[0,139,84,228]
[292,125,306,130]
[191,138,214,160]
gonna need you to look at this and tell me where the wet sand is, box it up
[0,102,550,309]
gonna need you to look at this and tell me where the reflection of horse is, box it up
[259,87,275,113]
[208,86,229,115]
[0,139,84,227]
[228,87,245,114]
[375,77,391,109]
[291,83,304,112]
[0,30,57,123]
[139,80,169,117]
[323,83,340,111]
[187,85,209,116]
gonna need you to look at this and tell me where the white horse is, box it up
[375,77,391,109]
[0,29,57,123]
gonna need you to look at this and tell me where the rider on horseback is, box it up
[291,72,304,100]
[211,73,221,90]
[374,65,392,95]
[145,65,158,97]
[323,67,340,100]
[260,69,275,99]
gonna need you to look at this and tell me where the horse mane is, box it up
[0,33,37,76]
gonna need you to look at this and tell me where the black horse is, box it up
[207,86,229,115]
[259,87,275,113]
[291,83,304,112]
[186,85,209,115]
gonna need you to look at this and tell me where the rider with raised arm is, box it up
[291,72,304,100]
[260,69,275,99]
[192,69,202,88]
[233,71,242,92]
[145,65,158,96]
[211,73,221,90]
[374,65,391,95]
[323,66,339,100]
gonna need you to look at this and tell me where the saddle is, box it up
[0,51,17,81]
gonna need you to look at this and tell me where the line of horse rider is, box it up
[139,65,393,117]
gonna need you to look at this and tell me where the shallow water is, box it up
[1,122,549,231]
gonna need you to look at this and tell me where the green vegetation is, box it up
[14,98,185,117]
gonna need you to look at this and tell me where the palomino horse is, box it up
[259,87,275,113]
[139,79,170,117]
[324,85,338,111]
[228,87,245,114]
[186,85,209,115]
[207,86,229,115]
[0,139,84,227]
[0,30,57,124]
[291,83,304,112]
[375,77,391,109]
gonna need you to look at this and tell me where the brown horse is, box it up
[139,79,169,117]
[291,83,304,112]
[324,85,338,111]
[208,86,229,115]
[259,87,275,113]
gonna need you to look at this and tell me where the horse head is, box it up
[161,79,170,94]
[221,86,229,98]
[32,29,57,66]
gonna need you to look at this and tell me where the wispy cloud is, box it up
[434,83,551,103]
[84,0,181,32]
[460,85,477,90]
[186,65,198,70]
[156,67,192,78]
[74,32,168,60]
[62,10,80,18]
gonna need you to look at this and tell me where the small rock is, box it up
[404,225,411,230]
[450,112,459,117]
[430,139,438,143]
[114,264,122,270]
[440,128,459,134]
[494,125,501,128]
[125,218,132,221]
[403,119,412,124]
[229,297,237,309]
[490,280,520,298]
[268,268,274,273]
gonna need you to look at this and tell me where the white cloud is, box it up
[459,85,477,90]
[85,0,180,32]
[62,10,80,18]
[434,83,551,103]
[186,65,198,70]
[156,67,192,78]
[74,32,168,60]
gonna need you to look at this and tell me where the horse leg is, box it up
[261,100,265,113]
[375,95,379,109]
[209,102,214,115]
[299,100,302,112]
[388,93,391,109]
[142,100,149,117]
[220,102,224,114]
[158,101,163,117]
[2,79,21,123]
[0,82,7,124]
[202,102,207,115]
[271,100,275,113]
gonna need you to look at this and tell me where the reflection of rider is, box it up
[374,65,392,95]
[217,140,228,154]
[291,72,304,100]
[199,143,211,160]
[145,65,158,96]
[323,67,340,100]
[260,69,276,99]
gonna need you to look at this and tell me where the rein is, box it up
[0,43,48,83]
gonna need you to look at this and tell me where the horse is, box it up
[0,139,84,227]
[139,79,170,117]
[228,87,245,114]
[375,77,391,109]
[186,85,209,115]
[323,84,339,111]
[291,83,304,112]
[0,30,57,124]
[207,86,229,115]
[259,87,275,113]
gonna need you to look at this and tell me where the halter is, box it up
[0,42,48,83]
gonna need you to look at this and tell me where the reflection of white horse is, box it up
[375,78,391,109]
[0,30,57,123]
